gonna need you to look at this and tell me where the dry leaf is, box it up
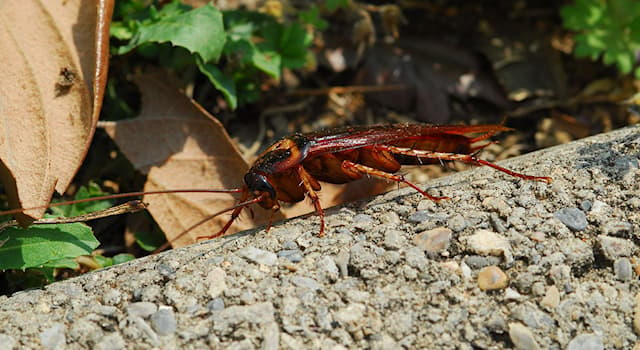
[102,71,277,247]
[0,0,112,224]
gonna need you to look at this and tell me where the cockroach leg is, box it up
[381,146,552,183]
[341,160,449,201]
[296,166,326,236]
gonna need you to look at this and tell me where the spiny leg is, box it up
[197,189,250,241]
[379,145,552,183]
[341,160,449,201]
[296,166,326,236]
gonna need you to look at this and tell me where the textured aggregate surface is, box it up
[1,126,639,349]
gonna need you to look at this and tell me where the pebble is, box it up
[589,200,611,217]
[40,323,66,350]
[291,276,321,291]
[207,298,225,312]
[580,199,592,212]
[408,210,432,223]
[504,288,524,301]
[482,197,512,217]
[262,322,280,350]
[94,332,126,350]
[150,307,177,336]
[316,256,340,283]
[566,333,604,350]
[508,323,540,350]
[334,303,366,326]
[277,249,303,263]
[413,227,452,255]
[554,207,587,231]
[126,302,157,318]
[597,235,634,261]
[211,302,275,333]
[614,258,633,281]
[383,230,405,250]
[634,293,640,335]
[478,266,509,291]
[466,229,513,265]
[0,335,16,350]
[602,221,633,237]
[207,267,227,298]
[447,214,467,232]
[464,255,502,270]
[156,263,176,278]
[540,286,560,309]
[102,289,122,306]
[238,247,278,266]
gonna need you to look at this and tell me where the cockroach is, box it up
[0,123,551,249]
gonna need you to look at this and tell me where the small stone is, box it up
[334,303,366,325]
[408,210,431,223]
[282,240,298,250]
[262,322,280,350]
[482,197,512,217]
[238,247,278,266]
[150,307,177,336]
[566,333,604,350]
[580,200,592,212]
[291,276,321,291]
[554,207,587,231]
[379,211,401,225]
[277,249,303,263]
[508,323,540,350]
[466,229,513,264]
[634,293,640,335]
[602,221,633,237]
[126,302,157,318]
[207,298,225,312]
[413,227,452,255]
[94,332,126,350]
[614,258,633,281]
[0,335,16,350]
[597,235,635,261]
[590,200,611,216]
[102,289,122,306]
[478,266,509,291]
[383,230,405,250]
[207,267,227,298]
[317,256,339,282]
[447,214,467,232]
[156,263,176,278]
[504,288,524,301]
[40,323,66,350]
[464,255,502,270]
[540,286,560,309]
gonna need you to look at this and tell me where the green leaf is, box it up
[615,51,634,73]
[43,257,79,270]
[112,253,135,265]
[326,0,349,11]
[260,22,312,69]
[117,3,226,63]
[93,255,112,268]
[300,5,328,31]
[196,57,238,109]
[634,66,640,80]
[135,230,167,252]
[225,39,281,79]
[50,182,113,218]
[0,223,99,270]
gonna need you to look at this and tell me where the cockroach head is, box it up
[244,172,276,200]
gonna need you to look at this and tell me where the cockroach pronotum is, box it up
[0,123,551,249]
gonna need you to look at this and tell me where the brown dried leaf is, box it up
[102,72,276,248]
[0,0,111,224]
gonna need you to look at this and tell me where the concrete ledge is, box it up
[1,126,639,349]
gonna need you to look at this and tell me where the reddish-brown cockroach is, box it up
[0,123,551,248]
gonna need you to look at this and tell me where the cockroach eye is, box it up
[244,172,276,200]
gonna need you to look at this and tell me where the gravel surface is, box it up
[1,126,639,349]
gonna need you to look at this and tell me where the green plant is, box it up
[561,0,640,78]
[110,0,338,108]
[0,183,134,285]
